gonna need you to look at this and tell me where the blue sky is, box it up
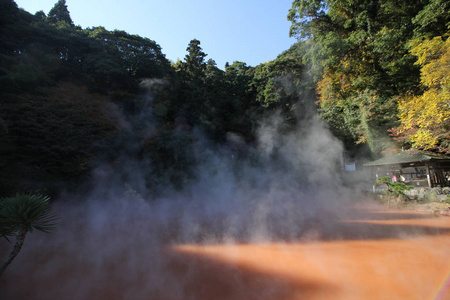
[14,0,297,69]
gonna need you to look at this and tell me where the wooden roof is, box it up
[363,150,450,167]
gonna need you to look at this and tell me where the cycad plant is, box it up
[0,194,57,277]
[375,176,413,208]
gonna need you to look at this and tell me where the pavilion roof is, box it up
[363,150,450,167]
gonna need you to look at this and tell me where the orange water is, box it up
[1,207,450,300]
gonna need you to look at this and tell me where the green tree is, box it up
[287,0,329,40]
[248,44,312,128]
[287,0,436,155]
[34,10,46,21]
[413,0,450,38]
[0,194,57,277]
[375,176,413,208]
[174,39,208,126]
[83,27,171,94]
[0,0,19,27]
[47,0,73,25]
[183,39,207,78]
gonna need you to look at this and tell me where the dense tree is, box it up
[0,2,176,194]
[393,34,450,151]
[287,0,329,40]
[248,44,314,129]
[413,0,450,38]
[182,39,207,78]
[4,0,450,196]
[174,39,210,129]
[47,0,73,25]
[34,10,46,20]
[0,0,18,27]
[288,0,450,154]
[84,27,172,94]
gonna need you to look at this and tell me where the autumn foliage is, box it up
[394,34,450,151]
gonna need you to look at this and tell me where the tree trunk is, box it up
[387,193,391,209]
[0,227,28,277]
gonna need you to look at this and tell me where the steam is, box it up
[0,81,366,299]
[139,78,168,92]
[81,101,351,245]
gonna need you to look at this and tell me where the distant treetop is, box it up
[47,0,73,25]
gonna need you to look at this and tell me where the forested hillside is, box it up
[0,0,449,196]
[288,0,450,153]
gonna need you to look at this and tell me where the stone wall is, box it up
[404,187,450,202]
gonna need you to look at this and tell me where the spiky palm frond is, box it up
[0,194,58,238]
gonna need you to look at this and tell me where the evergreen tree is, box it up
[34,10,46,21]
[0,0,18,27]
[183,39,207,78]
[47,0,73,25]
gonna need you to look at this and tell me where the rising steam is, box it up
[0,82,367,300]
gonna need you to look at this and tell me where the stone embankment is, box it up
[404,187,450,202]
[374,186,450,216]
[403,187,450,215]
